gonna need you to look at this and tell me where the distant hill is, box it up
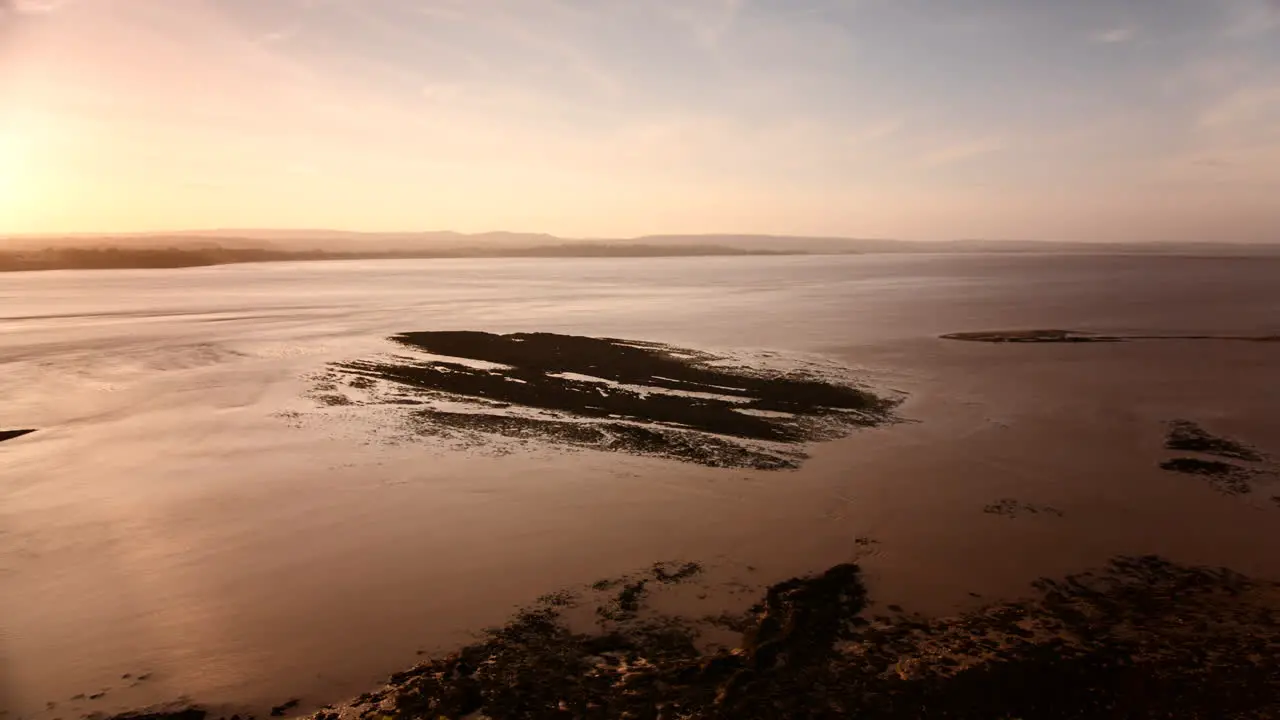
[2,230,1278,272]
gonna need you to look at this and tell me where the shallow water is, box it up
[2,254,1279,717]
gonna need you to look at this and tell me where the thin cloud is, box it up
[257,26,299,44]
[439,2,625,98]
[845,119,904,147]
[1223,0,1280,37]
[421,82,462,103]
[1,0,67,18]
[1091,27,1134,43]
[791,0,856,19]
[664,0,746,51]
[1164,80,1280,189]
[919,137,1005,168]
[1197,83,1280,128]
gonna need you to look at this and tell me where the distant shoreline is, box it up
[0,245,803,273]
[4,230,1279,272]
[6,243,1280,272]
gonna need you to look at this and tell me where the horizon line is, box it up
[6,229,1276,246]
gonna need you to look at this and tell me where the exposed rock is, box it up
[323,332,898,469]
[1160,457,1258,495]
[983,498,1065,518]
[1165,419,1265,462]
[314,555,1280,719]
[269,699,301,717]
[942,329,1117,343]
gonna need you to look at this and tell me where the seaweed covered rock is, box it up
[334,556,1280,719]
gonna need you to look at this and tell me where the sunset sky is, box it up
[1,0,1278,242]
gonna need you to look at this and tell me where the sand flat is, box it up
[2,255,1279,718]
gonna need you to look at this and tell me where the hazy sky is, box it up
[1,0,1278,241]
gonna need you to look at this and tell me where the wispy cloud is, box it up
[1223,0,1280,37]
[1155,76,1280,190]
[662,0,746,51]
[11,0,69,13]
[0,0,67,21]
[5,0,1280,241]
[845,119,904,147]
[1091,27,1134,43]
[421,82,463,104]
[919,137,1005,168]
[1197,83,1280,128]
[427,1,624,99]
[256,26,298,45]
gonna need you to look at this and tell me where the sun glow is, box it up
[0,121,36,226]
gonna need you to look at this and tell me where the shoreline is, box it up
[7,248,1280,274]
[98,553,1280,720]
[0,246,806,273]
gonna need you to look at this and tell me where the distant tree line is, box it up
[0,246,336,271]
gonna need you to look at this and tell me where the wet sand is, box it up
[3,255,1280,718]
[275,330,1280,718]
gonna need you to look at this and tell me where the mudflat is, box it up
[4,255,1280,719]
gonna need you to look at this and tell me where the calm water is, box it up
[3,255,1279,717]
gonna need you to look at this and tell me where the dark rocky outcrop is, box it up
[325,332,897,469]
[332,556,1280,719]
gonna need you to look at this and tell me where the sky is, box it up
[0,0,1278,242]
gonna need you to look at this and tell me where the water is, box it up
[3,255,1279,717]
